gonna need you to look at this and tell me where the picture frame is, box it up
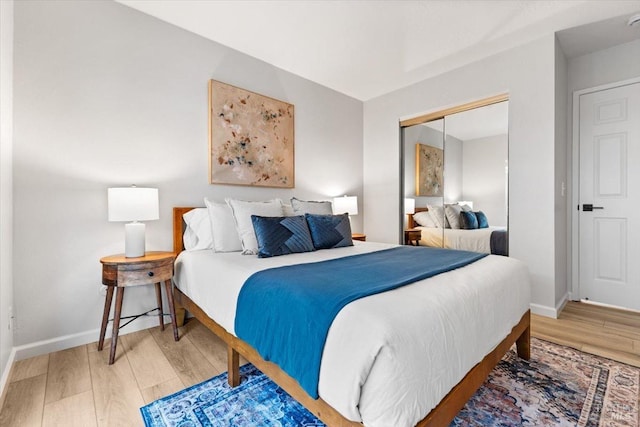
[415,143,444,197]
[209,80,295,188]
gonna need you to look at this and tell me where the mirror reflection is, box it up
[402,100,509,256]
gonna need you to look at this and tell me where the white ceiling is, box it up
[117,0,640,101]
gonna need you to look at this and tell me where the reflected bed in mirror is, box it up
[408,206,508,256]
[401,96,509,255]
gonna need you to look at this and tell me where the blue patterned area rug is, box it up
[140,338,639,426]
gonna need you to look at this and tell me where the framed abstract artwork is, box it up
[209,80,295,188]
[415,143,444,196]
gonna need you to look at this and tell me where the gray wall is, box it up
[462,134,508,227]
[0,0,15,384]
[364,35,560,316]
[12,1,363,354]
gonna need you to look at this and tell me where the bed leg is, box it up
[516,324,531,360]
[227,346,240,387]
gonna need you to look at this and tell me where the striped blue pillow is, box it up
[251,215,315,258]
[305,213,353,249]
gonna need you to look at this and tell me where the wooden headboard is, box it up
[173,206,197,255]
[407,206,429,229]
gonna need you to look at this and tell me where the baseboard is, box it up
[530,303,559,319]
[13,315,166,361]
[0,347,16,413]
[555,292,569,315]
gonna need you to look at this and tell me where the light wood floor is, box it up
[2,301,640,426]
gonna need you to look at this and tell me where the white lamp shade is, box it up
[108,187,159,222]
[404,198,415,214]
[333,196,358,216]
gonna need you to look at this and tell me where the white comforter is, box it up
[174,242,531,427]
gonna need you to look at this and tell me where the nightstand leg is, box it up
[98,285,114,351]
[109,287,125,365]
[164,279,179,341]
[155,282,164,331]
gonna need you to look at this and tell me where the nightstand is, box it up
[404,229,421,246]
[98,251,178,364]
[352,233,366,242]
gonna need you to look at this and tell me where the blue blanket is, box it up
[234,246,487,398]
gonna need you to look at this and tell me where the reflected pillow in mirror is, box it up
[460,211,479,229]
[427,205,448,228]
[413,211,437,228]
[445,204,463,229]
[475,211,489,228]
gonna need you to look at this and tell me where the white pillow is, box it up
[204,198,243,252]
[290,197,333,215]
[226,198,284,255]
[427,205,448,228]
[445,204,463,230]
[412,211,437,228]
[182,208,213,251]
[460,204,473,212]
[282,204,295,216]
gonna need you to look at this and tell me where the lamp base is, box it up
[124,222,145,258]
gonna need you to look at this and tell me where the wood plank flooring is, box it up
[1,301,640,426]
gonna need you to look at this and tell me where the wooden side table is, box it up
[98,251,179,364]
[352,233,366,242]
[404,229,421,246]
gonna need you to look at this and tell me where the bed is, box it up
[408,207,508,255]
[171,206,530,427]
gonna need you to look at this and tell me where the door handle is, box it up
[583,204,604,212]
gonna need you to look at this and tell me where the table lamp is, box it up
[108,186,159,257]
[333,195,358,216]
[404,198,415,215]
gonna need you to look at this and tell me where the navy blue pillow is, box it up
[305,213,353,249]
[460,211,478,230]
[251,215,315,258]
[475,211,489,228]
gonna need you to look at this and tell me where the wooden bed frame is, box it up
[172,206,530,426]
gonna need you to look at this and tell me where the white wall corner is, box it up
[530,293,568,319]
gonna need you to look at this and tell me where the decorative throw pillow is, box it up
[251,215,315,258]
[475,211,489,228]
[460,204,473,212]
[226,198,284,255]
[182,208,213,251]
[427,205,448,228]
[460,211,479,230]
[445,204,464,229]
[204,198,243,252]
[290,197,333,215]
[305,213,353,249]
[412,211,437,228]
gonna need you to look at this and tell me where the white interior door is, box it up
[579,82,640,309]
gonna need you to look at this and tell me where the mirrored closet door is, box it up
[400,96,509,256]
